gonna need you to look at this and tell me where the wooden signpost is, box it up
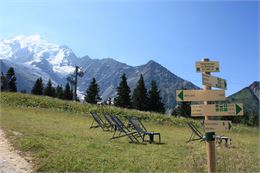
[202,73,227,89]
[204,120,232,132]
[176,90,225,102]
[176,58,244,173]
[196,61,219,72]
[191,103,244,116]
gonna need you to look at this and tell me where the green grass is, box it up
[0,92,259,172]
[0,92,200,127]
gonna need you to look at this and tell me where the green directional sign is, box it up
[236,104,242,114]
[176,90,225,102]
[191,103,244,116]
[178,90,184,101]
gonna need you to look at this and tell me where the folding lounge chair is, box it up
[90,112,110,131]
[127,116,161,144]
[110,115,139,143]
[186,122,205,142]
[104,114,115,130]
[186,122,231,145]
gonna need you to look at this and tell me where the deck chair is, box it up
[186,122,231,146]
[127,116,161,144]
[186,122,205,142]
[110,115,139,143]
[90,112,110,131]
[104,114,115,130]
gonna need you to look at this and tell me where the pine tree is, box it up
[84,78,101,104]
[0,72,7,91]
[172,101,191,117]
[132,74,148,111]
[52,87,56,97]
[31,77,44,95]
[55,85,64,99]
[114,73,132,108]
[147,80,164,113]
[44,79,55,97]
[5,67,17,92]
[70,89,74,100]
[63,82,73,100]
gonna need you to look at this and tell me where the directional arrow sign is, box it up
[204,120,232,132]
[191,103,244,116]
[202,73,227,89]
[196,61,219,72]
[176,90,225,102]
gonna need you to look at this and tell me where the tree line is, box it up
[84,74,164,113]
[1,67,164,113]
[31,78,74,100]
[31,73,165,114]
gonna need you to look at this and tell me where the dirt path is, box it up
[0,129,32,173]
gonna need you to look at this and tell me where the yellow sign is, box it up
[176,90,225,102]
[191,103,244,116]
[202,73,227,89]
[204,120,231,132]
[196,61,219,72]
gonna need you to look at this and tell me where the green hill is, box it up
[227,82,259,126]
[0,92,259,172]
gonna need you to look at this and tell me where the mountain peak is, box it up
[250,81,260,87]
[11,34,42,42]
[0,35,77,76]
[146,60,159,65]
[249,81,260,100]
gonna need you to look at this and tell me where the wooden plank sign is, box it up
[191,103,244,116]
[196,61,219,72]
[204,120,232,132]
[176,90,225,102]
[191,104,204,116]
[202,73,227,89]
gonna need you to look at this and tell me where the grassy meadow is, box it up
[0,92,259,172]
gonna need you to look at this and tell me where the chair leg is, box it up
[187,133,194,143]
[90,120,99,128]
[90,120,94,128]
[111,130,117,139]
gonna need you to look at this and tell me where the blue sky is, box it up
[0,0,259,96]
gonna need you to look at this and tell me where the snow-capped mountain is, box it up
[0,35,199,110]
[0,35,76,77]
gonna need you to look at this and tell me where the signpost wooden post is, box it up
[176,58,243,173]
[202,59,216,173]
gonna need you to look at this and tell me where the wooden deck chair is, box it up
[127,116,161,144]
[110,115,139,143]
[90,112,110,131]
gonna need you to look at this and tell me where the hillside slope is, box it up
[0,92,196,127]
[227,81,259,125]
